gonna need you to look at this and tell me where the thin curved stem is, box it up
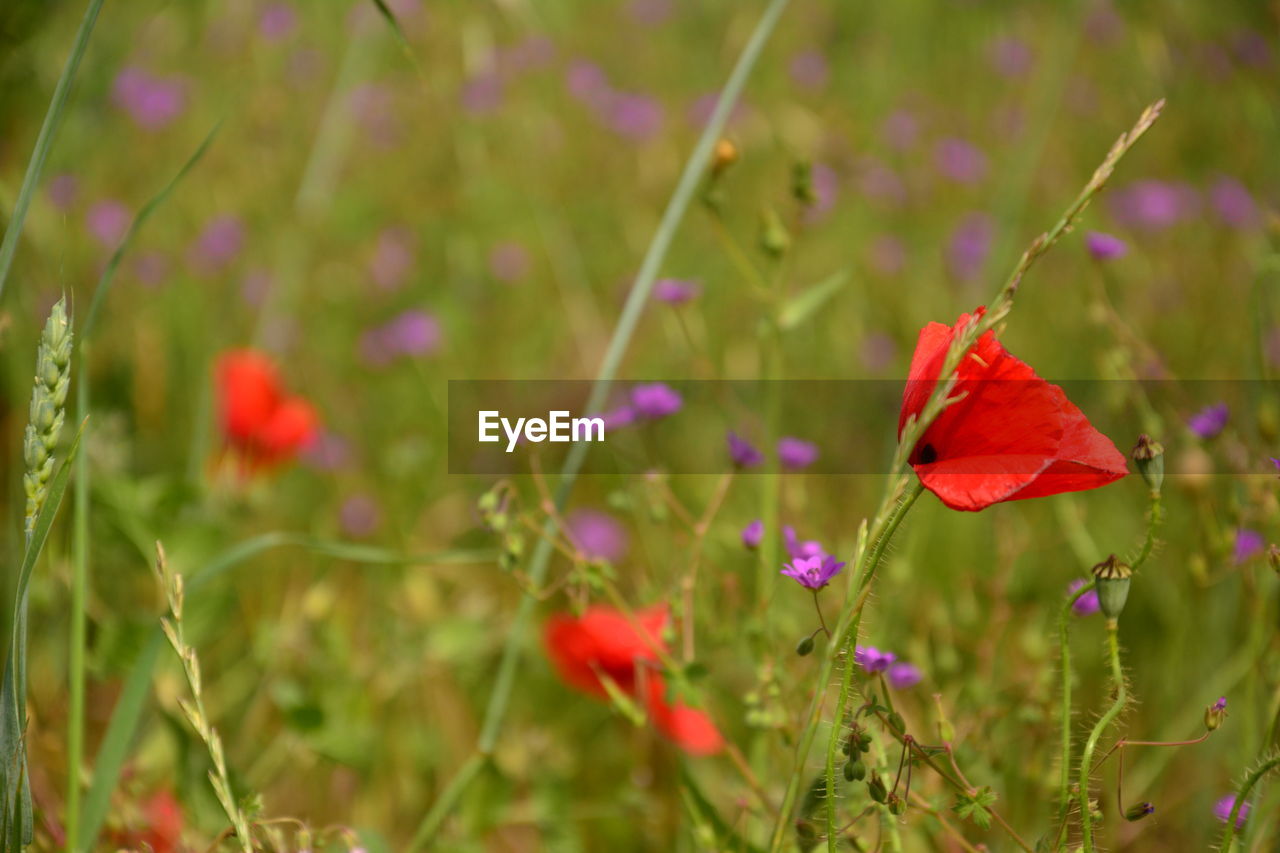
[1078,622,1126,851]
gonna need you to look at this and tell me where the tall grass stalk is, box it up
[408,0,794,846]
[0,0,105,302]
[63,123,220,851]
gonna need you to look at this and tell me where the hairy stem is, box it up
[1079,622,1126,851]
[1220,755,1280,852]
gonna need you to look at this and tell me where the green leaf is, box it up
[777,269,850,331]
[952,786,998,830]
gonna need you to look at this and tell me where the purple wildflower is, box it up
[653,278,699,304]
[461,72,504,115]
[803,163,839,224]
[1213,697,1228,713]
[858,159,906,206]
[788,50,830,90]
[566,60,610,105]
[349,83,400,146]
[777,437,819,471]
[112,67,186,130]
[241,269,272,306]
[259,3,298,40]
[1085,230,1128,261]
[1109,180,1197,230]
[599,406,636,433]
[301,430,351,471]
[340,494,381,538]
[605,93,664,142]
[132,251,169,288]
[783,526,828,562]
[988,36,1033,77]
[882,109,919,151]
[385,310,442,356]
[781,554,846,590]
[565,509,629,562]
[854,646,897,673]
[934,138,988,184]
[627,0,672,26]
[886,662,923,689]
[861,331,898,373]
[742,519,764,550]
[727,431,764,468]
[189,215,245,274]
[630,383,682,419]
[369,227,415,291]
[1234,529,1265,564]
[1214,795,1250,829]
[1188,403,1229,439]
[46,174,78,211]
[947,212,995,282]
[86,200,131,249]
[1209,176,1259,229]
[867,235,906,277]
[1068,579,1100,616]
[489,241,530,282]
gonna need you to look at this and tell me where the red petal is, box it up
[216,349,281,442]
[257,397,319,462]
[644,679,724,756]
[543,606,668,698]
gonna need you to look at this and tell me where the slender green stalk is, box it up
[1057,580,1094,828]
[408,1,793,846]
[0,0,105,302]
[1078,623,1126,851]
[1220,755,1280,852]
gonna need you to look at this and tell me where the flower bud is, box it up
[1205,696,1228,732]
[1131,434,1165,494]
[1091,555,1132,621]
[760,207,791,257]
[844,759,865,782]
[711,138,739,176]
[887,793,907,816]
[867,773,888,804]
[1124,802,1155,822]
[796,635,815,656]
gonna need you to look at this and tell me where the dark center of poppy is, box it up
[918,443,938,464]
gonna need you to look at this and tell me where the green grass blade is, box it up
[0,0,105,303]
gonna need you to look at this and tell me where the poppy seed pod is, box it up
[1131,434,1165,494]
[1092,555,1132,621]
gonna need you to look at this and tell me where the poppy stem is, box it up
[1078,621,1127,852]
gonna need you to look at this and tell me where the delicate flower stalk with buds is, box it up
[154,542,255,853]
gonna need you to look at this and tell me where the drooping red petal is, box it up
[644,678,724,756]
[257,397,319,461]
[900,309,1126,511]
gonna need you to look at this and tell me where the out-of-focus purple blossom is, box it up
[604,93,663,142]
[86,200,131,249]
[259,3,297,40]
[630,383,682,419]
[349,83,400,146]
[1188,403,1229,439]
[778,437,819,471]
[886,662,922,689]
[867,235,906,277]
[882,109,919,151]
[653,278,699,304]
[46,174,78,211]
[947,212,995,282]
[1234,528,1265,564]
[301,430,351,471]
[784,526,829,562]
[727,431,764,468]
[988,36,1033,77]
[489,241,531,283]
[370,227,415,291]
[360,310,442,366]
[627,0,673,26]
[854,646,897,673]
[789,50,830,90]
[566,60,610,105]
[565,508,629,562]
[934,138,988,184]
[1085,230,1128,261]
[461,72,504,115]
[1068,579,1100,616]
[1214,795,1250,829]
[781,554,846,590]
[1208,176,1259,229]
[858,159,906,206]
[1084,4,1123,44]
[241,268,272,306]
[861,331,898,373]
[132,251,169,288]
[1109,180,1197,230]
[1232,30,1272,69]
[340,494,381,537]
[599,406,636,433]
[113,67,186,130]
[499,35,555,74]
[742,519,764,550]
[803,163,839,224]
[189,215,245,274]
[1267,328,1280,368]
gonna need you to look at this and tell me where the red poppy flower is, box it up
[899,308,1127,511]
[216,349,318,468]
[111,789,183,853]
[544,605,724,756]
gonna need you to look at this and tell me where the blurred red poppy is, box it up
[899,308,1127,511]
[216,349,318,469]
[112,789,183,853]
[544,605,724,756]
